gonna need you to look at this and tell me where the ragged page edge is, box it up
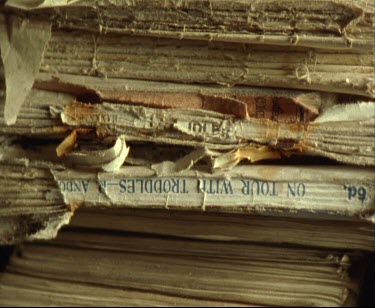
[0,14,51,125]
[5,0,373,51]
[0,182,77,245]
[26,209,74,241]
[0,210,74,245]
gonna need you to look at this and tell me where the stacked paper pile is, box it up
[0,0,374,306]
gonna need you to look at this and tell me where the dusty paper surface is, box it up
[0,14,51,125]
[6,0,373,51]
[70,207,375,251]
[38,31,374,97]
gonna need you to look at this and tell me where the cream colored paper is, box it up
[0,14,51,125]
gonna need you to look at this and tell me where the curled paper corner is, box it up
[61,135,129,172]
[0,15,51,125]
[152,145,282,175]
[101,136,129,172]
[211,145,282,171]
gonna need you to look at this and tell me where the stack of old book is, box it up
[0,0,374,306]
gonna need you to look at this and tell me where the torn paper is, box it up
[0,14,51,125]
[56,130,77,157]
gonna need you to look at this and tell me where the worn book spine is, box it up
[52,165,375,222]
[59,101,375,166]
[0,151,374,244]
[4,0,374,51]
[1,89,374,163]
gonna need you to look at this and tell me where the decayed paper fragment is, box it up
[0,156,75,244]
[0,211,74,245]
[0,14,51,125]
[151,145,282,175]
[210,146,282,171]
[56,130,77,157]
[61,135,130,172]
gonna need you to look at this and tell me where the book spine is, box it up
[52,166,375,222]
